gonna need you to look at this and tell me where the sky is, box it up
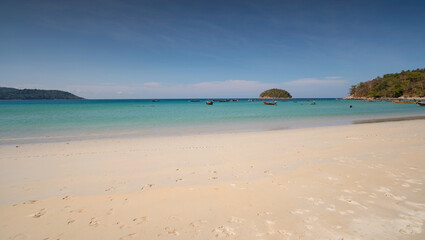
[1,0,425,99]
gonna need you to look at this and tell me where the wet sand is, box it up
[0,120,424,239]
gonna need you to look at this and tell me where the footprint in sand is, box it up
[62,196,70,200]
[304,216,318,223]
[338,196,368,209]
[190,219,208,228]
[228,216,245,224]
[175,178,183,182]
[212,226,236,237]
[376,187,406,201]
[119,233,137,240]
[107,208,114,215]
[67,219,75,224]
[326,204,336,211]
[168,215,182,221]
[290,209,309,215]
[164,227,179,236]
[89,217,99,227]
[257,211,272,216]
[264,170,273,176]
[141,184,155,191]
[266,220,275,227]
[105,187,115,192]
[278,229,292,237]
[133,216,149,224]
[209,177,218,180]
[33,208,46,218]
[396,216,423,235]
[23,200,37,205]
[70,209,84,213]
[305,197,324,206]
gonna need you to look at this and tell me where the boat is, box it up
[392,100,415,104]
[206,101,213,105]
[189,100,200,102]
[232,99,238,102]
[310,101,316,105]
[152,100,160,102]
[414,99,425,106]
[263,100,277,105]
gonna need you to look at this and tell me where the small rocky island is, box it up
[259,88,292,99]
[347,68,425,99]
[0,87,84,100]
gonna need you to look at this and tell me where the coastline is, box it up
[2,112,424,145]
[343,96,425,100]
[2,99,425,145]
[1,120,425,239]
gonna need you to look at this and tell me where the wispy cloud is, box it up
[283,77,347,86]
[143,82,160,87]
[281,76,349,98]
[68,80,275,99]
[10,76,350,98]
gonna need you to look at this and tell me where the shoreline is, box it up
[353,115,425,124]
[1,113,424,146]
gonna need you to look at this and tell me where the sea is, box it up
[0,98,424,144]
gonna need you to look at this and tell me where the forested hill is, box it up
[0,87,84,100]
[349,69,425,98]
[259,88,292,98]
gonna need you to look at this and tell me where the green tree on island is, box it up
[0,87,84,100]
[259,88,292,98]
[349,68,425,98]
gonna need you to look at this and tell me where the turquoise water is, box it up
[0,99,424,144]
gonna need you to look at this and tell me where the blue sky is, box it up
[1,0,425,98]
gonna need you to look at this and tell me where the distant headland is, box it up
[259,88,292,99]
[346,68,425,100]
[0,87,83,100]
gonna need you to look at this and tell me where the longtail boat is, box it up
[263,100,277,105]
[392,100,415,104]
[414,99,425,106]
[206,101,213,105]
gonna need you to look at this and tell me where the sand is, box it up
[0,120,424,239]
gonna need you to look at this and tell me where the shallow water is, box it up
[0,99,424,144]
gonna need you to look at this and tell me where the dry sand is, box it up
[0,120,424,239]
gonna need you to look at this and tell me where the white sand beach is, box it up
[1,120,424,239]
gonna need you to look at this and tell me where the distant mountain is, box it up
[0,87,84,100]
[259,88,292,99]
[348,68,425,98]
